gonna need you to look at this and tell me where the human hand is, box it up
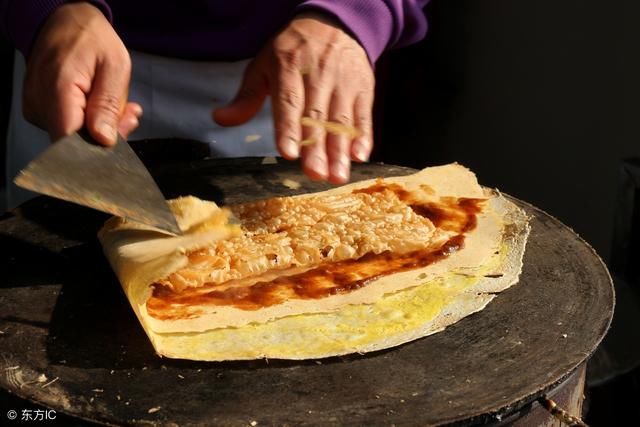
[213,13,375,184]
[23,2,141,146]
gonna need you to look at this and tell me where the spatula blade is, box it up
[14,132,181,235]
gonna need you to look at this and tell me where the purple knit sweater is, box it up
[0,1,428,63]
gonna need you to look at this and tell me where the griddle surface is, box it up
[0,159,613,426]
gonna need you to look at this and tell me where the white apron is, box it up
[5,50,276,209]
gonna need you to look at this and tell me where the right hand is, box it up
[23,2,141,146]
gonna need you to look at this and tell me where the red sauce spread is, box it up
[353,181,483,233]
[147,182,485,318]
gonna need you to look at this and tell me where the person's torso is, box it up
[108,0,303,60]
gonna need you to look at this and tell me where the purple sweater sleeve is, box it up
[0,0,112,57]
[296,0,429,63]
[0,1,427,62]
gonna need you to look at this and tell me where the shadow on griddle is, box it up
[1,233,66,289]
[46,240,158,368]
[18,196,109,242]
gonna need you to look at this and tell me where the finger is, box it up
[300,72,333,180]
[22,61,89,142]
[116,102,143,138]
[117,114,138,138]
[45,81,87,142]
[85,55,131,146]
[213,60,268,127]
[301,135,329,180]
[351,91,374,162]
[326,92,352,184]
[271,60,305,159]
[125,102,143,119]
[117,115,138,139]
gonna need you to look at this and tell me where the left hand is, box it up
[23,3,141,146]
[213,13,375,184]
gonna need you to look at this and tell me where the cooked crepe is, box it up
[98,164,530,361]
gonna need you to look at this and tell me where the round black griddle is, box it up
[0,158,614,426]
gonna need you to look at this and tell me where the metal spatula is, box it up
[14,131,182,235]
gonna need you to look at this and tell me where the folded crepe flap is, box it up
[98,197,240,305]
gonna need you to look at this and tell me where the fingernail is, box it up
[98,122,118,144]
[333,159,349,182]
[306,155,328,180]
[354,140,370,162]
[283,138,300,159]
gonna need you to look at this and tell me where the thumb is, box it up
[85,57,131,146]
[213,60,268,127]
